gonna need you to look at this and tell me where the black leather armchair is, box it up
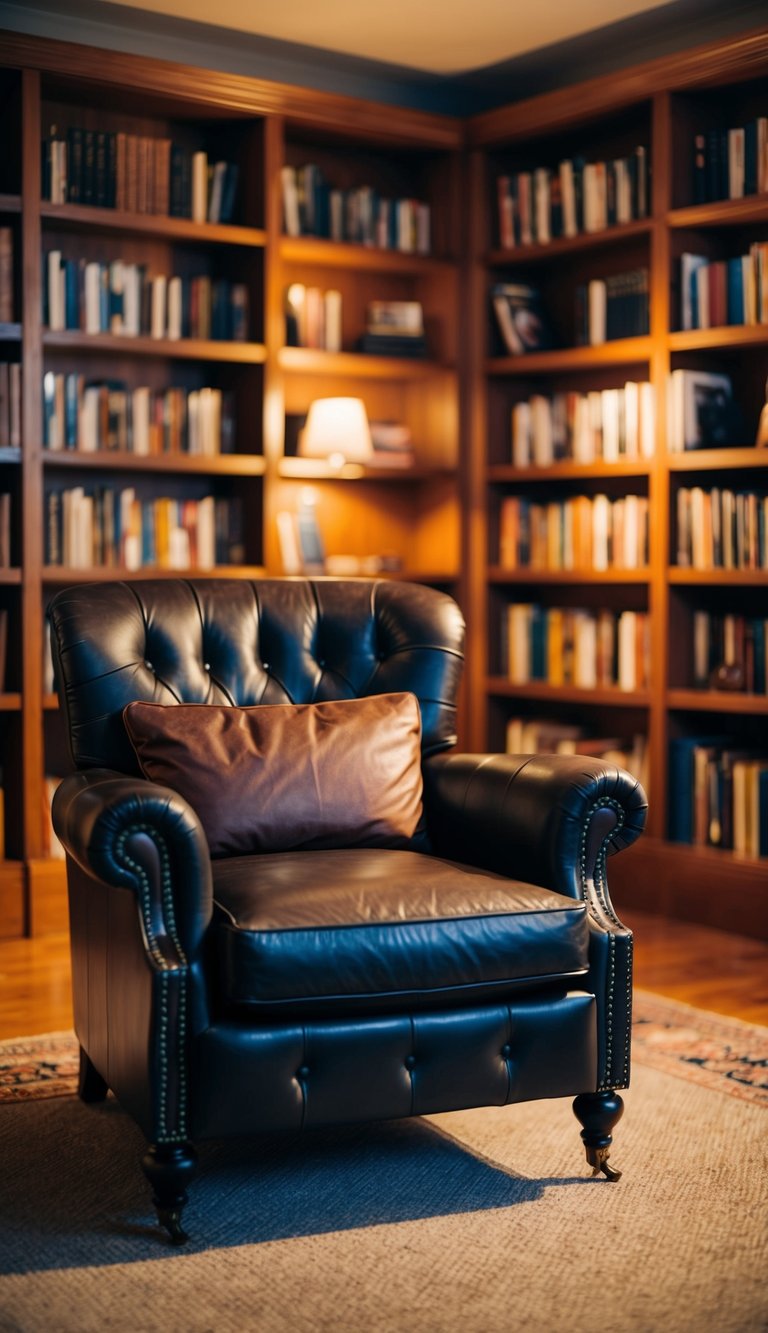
[49,577,647,1243]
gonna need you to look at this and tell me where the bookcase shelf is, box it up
[42,331,268,362]
[487,219,653,267]
[40,202,268,248]
[487,337,652,375]
[485,678,652,708]
[488,567,651,584]
[667,689,768,715]
[0,28,464,931]
[42,451,267,476]
[467,23,768,937]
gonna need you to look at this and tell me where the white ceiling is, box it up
[89,0,675,75]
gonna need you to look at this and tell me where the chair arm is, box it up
[52,768,214,960]
[422,752,647,911]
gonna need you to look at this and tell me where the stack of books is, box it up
[495,146,649,249]
[503,603,650,691]
[281,163,430,254]
[359,301,427,357]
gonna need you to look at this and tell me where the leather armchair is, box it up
[49,577,646,1243]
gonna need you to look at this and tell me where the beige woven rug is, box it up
[0,993,766,1333]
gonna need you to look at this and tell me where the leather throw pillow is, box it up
[122,692,424,857]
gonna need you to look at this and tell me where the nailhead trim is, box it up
[114,824,189,1143]
[578,798,631,1092]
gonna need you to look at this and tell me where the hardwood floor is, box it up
[0,911,766,1039]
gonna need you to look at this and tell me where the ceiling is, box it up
[86,0,675,75]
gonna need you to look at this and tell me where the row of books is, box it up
[285,283,342,352]
[692,611,768,696]
[42,374,235,456]
[676,486,768,570]
[495,149,649,250]
[669,737,768,857]
[42,127,239,223]
[281,163,431,254]
[510,382,655,467]
[504,716,649,790]
[45,487,244,570]
[692,118,768,205]
[680,245,768,330]
[575,269,650,345]
[0,362,21,449]
[503,604,650,691]
[0,227,13,323]
[44,252,249,342]
[498,493,649,572]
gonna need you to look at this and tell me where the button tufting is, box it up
[501,1043,512,1059]
[262,662,270,672]
[318,658,325,668]
[144,661,154,672]
[203,662,211,672]
[404,1054,416,1071]
[297,1065,310,1080]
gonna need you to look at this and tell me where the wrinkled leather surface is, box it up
[48,578,465,774]
[123,692,425,856]
[190,991,597,1137]
[212,848,589,1014]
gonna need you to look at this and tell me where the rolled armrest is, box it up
[52,767,213,958]
[423,752,647,905]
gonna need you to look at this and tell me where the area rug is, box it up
[0,996,766,1333]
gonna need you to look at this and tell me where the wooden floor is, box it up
[0,910,767,1039]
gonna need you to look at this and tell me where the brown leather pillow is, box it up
[122,692,424,857]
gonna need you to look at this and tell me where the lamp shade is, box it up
[299,397,373,463]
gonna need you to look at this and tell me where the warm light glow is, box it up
[299,397,373,463]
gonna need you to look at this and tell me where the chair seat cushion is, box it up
[212,848,589,1016]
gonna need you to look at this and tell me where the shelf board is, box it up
[487,337,652,375]
[280,236,451,272]
[278,346,448,379]
[0,323,21,342]
[42,564,268,583]
[0,568,21,585]
[488,459,652,481]
[278,457,453,482]
[488,566,650,584]
[40,202,267,248]
[668,197,768,229]
[486,218,652,267]
[0,193,21,214]
[668,568,768,585]
[43,331,267,362]
[43,693,59,711]
[485,677,651,706]
[0,693,21,710]
[667,447,768,472]
[42,450,267,476]
[669,326,768,352]
[667,688,768,715]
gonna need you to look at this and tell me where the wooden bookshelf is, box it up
[466,23,768,939]
[0,30,464,935]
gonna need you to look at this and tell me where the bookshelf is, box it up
[0,32,464,935]
[465,26,768,939]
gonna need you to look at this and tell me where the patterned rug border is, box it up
[1,991,767,1107]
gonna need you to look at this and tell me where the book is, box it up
[492,284,551,355]
[667,369,735,451]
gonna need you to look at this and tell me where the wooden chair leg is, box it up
[78,1046,108,1103]
[573,1090,624,1180]
[141,1143,198,1245]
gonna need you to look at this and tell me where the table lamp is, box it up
[298,397,373,467]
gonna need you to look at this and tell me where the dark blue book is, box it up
[668,735,729,844]
[753,618,766,695]
[727,256,744,325]
[66,127,83,204]
[530,605,546,681]
[744,120,758,196]
[82,129,96,206]
[64,373,79,448]
[64,259,80,329]
[219,162,239,224]
[759,766,768,857]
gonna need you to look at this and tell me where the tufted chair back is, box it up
[49,577,466,776]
